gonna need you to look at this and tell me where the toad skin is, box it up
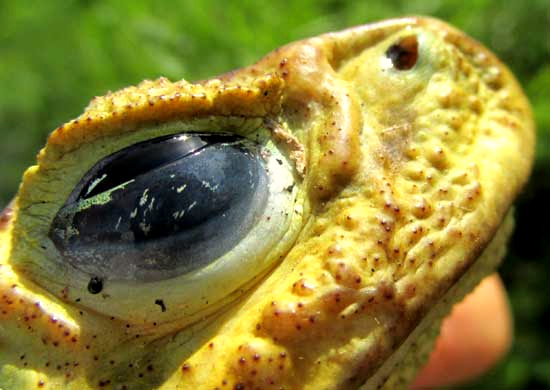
[0,17,534,389]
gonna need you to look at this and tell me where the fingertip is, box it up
[411,274,512,388]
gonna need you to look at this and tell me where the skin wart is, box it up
[0,17,534,389]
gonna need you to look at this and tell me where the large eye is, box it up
[49,133,268,282]
[43,127,299,322]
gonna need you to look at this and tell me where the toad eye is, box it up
[385,35,419,70]
[41,125,298,322]
[49,133,269,282]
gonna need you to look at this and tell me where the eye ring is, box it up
[385,35,419,70]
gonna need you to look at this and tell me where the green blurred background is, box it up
[1,1,549,388]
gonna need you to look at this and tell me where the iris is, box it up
[49,133,268,282]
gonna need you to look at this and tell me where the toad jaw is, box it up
[0,16,534,389]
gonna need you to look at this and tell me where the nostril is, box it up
[385,35,419,70]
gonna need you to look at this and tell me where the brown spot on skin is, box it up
[292,278,316,296]
[60,287,69,300]
[326,258,364,289]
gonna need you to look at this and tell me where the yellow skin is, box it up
[0,17,534,389]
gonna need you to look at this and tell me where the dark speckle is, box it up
[155,299,166,312]
[87,277,103,294]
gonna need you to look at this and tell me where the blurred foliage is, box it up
[1,0,549,388]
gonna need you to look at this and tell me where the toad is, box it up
[0,16,534,389]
